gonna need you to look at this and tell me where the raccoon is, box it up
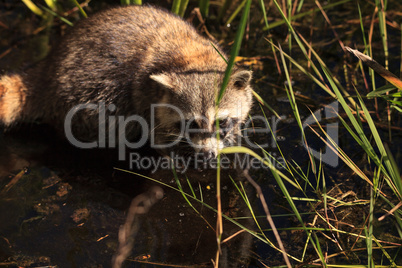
[0,5,253,160]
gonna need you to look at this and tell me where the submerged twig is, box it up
[242,169,292,268]
[1,168,29,194]
[378,201,402,221]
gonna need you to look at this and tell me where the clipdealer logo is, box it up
[63,101,339,169]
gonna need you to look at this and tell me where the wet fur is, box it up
[0,5,253,155]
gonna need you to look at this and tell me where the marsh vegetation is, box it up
[0,0,401,267]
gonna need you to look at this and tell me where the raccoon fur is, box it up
[0,5,253,159]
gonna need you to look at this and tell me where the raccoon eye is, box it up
[218,118,229,128]
[216,118,240,135]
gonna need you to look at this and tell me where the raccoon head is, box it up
[150,69,253,160]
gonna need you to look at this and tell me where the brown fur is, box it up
[0,5,253,157]
[0,74,27,125]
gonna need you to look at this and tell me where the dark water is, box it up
[1,0,402,267]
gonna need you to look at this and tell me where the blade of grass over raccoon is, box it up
[210,42,228,65]
[213,2,250,261]
[215,0,251,105]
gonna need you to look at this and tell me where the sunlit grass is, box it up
[217,0,402,266]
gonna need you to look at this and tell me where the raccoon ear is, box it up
[150,73,174,89]
[232,70,252,89]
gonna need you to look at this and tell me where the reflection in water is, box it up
[0,125,255,267]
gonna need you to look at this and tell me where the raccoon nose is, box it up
[203,150,216,160]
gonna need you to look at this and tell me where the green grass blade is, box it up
[178,0,189,17]
[367,189,374,267]
[278,45,305,141]
[44,0,57,11]
[263,0,351,31]
[218,0,233,22]
[199,0,210,18]
[357,3,367,48]
[41,6,73,26]
[71,0,87,18]
[375,0,389,69]
[216,0,251,105]
[356,91,402,198]
[171,0,181,15]
[22,0,45,17]
[265,34,337,99]
[252,90,280,118]
[225,0,247,25]
[210,42,228,64]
